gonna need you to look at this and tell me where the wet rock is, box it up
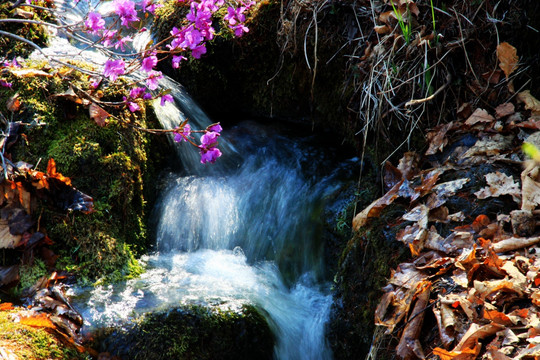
[94,304,274,360]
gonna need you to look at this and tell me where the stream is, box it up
[43,1,357,358]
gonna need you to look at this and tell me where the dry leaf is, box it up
[425,122,455,155]
[396,282,430,360]
[18,312,56,329]
[497,42,519,79]
[521,175,540,211]
[374,25,391,34]
[89,103,110,127]
[517,90,540,115]
[465,108,495,126]
[14,8,34,19]
[0,219,23,249]
[352,180,402,230]
[492,236,540,253]
[474,171,521,204]
[9,68,53,78]
[495,103,515,119]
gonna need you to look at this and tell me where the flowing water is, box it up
[41,2,357,358]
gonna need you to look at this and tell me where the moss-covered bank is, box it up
[95,304,274,360]
[0,309,90,360]
[0,61,169,284]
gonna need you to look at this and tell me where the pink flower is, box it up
[172,55,187,69]
[233,24,249,37]
[113,0,139,27]
[174,124,191,142]
[145,70,163,90]
[191,44,206,59]
[141,0,162,14]
[114,36,132,52]
[101,29,118,47]
[85,12,105,35]
[200,131,219,148]
[160,94,174,106]
[129,87,145,98]
[207,124,222,133]
[141,54,158,72]
[199,147,222,164]
[103,59,125,81]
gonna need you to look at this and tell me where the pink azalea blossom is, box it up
[208,124,222,133]
[160,94,174,106]
[114,36,133,52]
[145,70,163,90]
[85,12,105,35]
[101,29,118,47]
[199,147,222,164]
[172,55,187,69]
[174,124,191,142]
[113,0,139,27]
[191,44,207,59]
[141,54,158,72]
[129,87,145,98]
[103,59,125,81]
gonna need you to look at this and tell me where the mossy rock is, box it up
[328,203,411,359]
[0,62,170,284]
[95,304,274,360]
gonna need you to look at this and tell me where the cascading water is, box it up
[40,2,353,357]
[72,83,341,359]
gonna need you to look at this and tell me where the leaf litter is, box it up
[355,88,540,359]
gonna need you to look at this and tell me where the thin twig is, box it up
[405,74,451,106]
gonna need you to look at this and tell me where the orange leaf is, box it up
[19,313,56,329]
[483,309,512,325]
[496,42,519,79]
[0,303,13,311]
[46,158,71,186]
[535,278,540,287]
[472,215,490,232]
[452,301,460,309]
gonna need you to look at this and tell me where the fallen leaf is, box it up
[0,266,19,286]
[14,8,34,19]
[495,103,515,119]
[517,90,540,115]
[521,175,540,211]
[0,219,23,249]
[352,180,403,230]
[425,122,455,155]
[474,171,521,204]
[396,282,430,360]
[89,103,110,127]
[493,236,540,252]
[46,158,71,186]
[374,25,391,34]
[18,312,56,329]
[496,42,519,79]
[9,68,53,78]
[465,108,495,126]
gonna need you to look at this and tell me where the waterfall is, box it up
[42,1,344,358]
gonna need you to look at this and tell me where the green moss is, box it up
[0,311,91,360]
[0,63,169,284]
[0,2,53,59]
[96,305,274,360]
[16,259,47,296]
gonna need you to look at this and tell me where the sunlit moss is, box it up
[0,310,91,360]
